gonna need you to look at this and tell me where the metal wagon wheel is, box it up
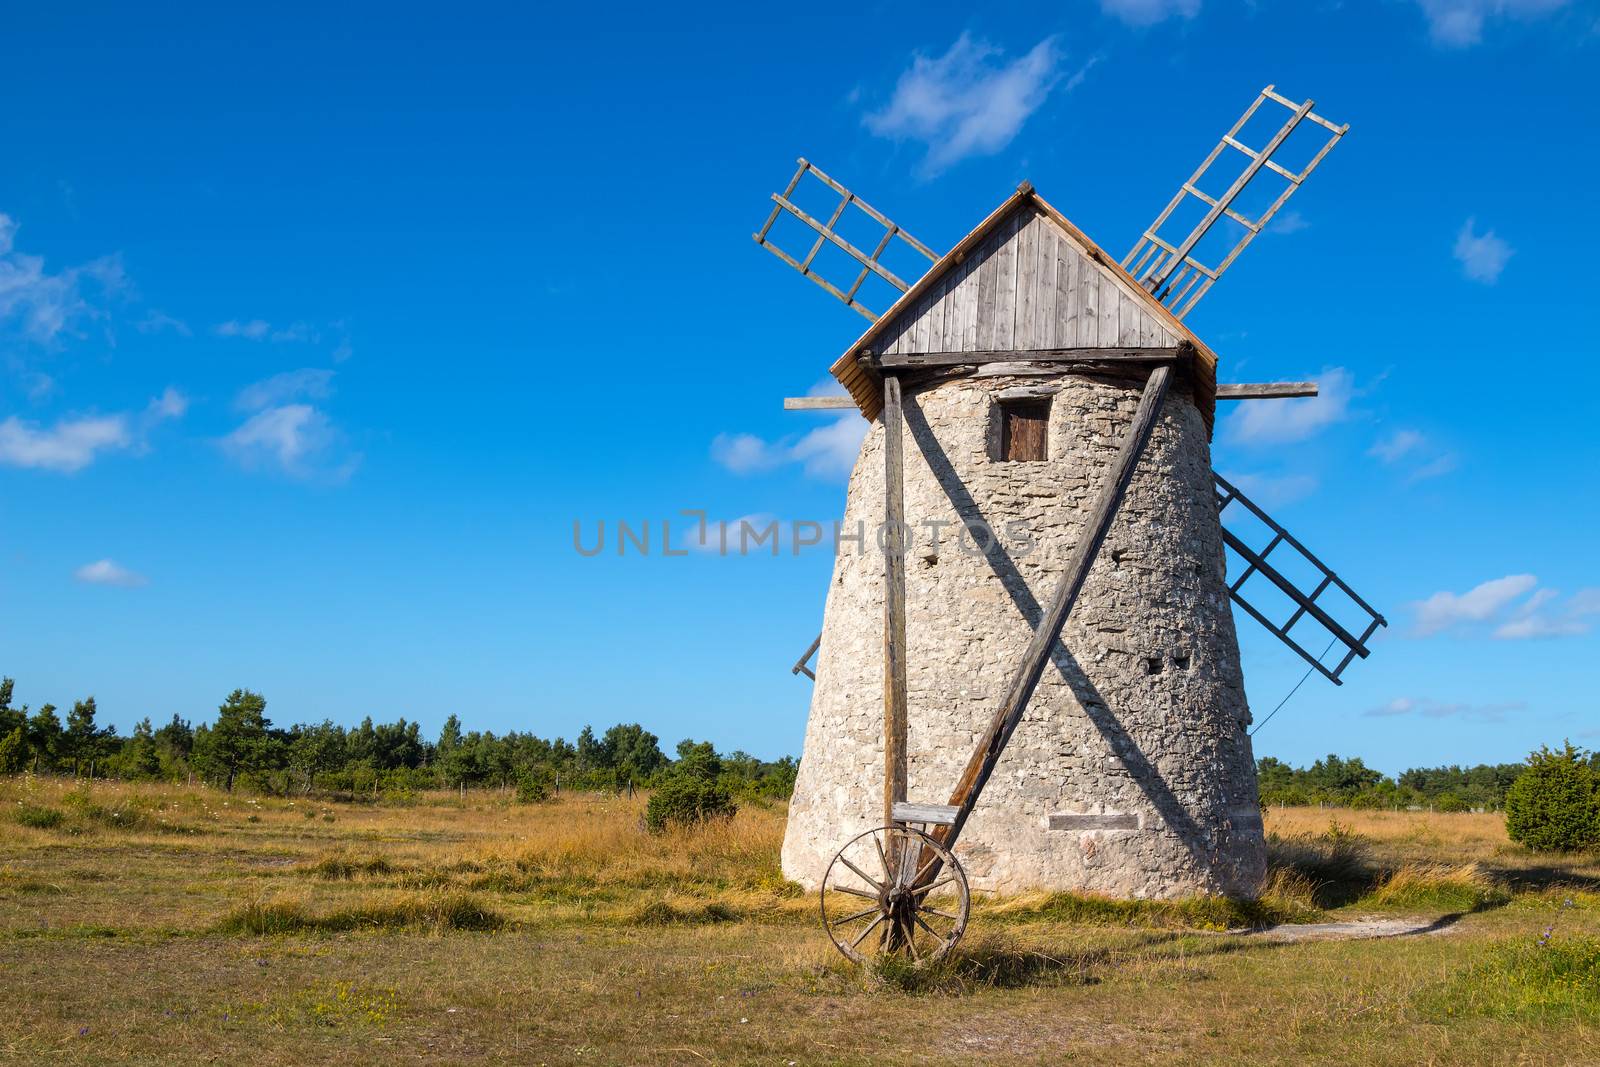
[819,825,969,966]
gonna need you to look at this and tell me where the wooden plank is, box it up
[1117,289,1144,346]
[1076,253,1098,346]
[1097,269,1121,347]
[995,211,1019,350]
[930,363,1174,859]
[784,396,857,410]
[882,376,909,828]
[791,632,822,678]
[976,234,998,350]
[1038,227,1058,350]
[893,802,959,826]
[959,255,979,352]
[1057,235,1077,348]
[870,346,1184,370]
[1217,382,1319,399]
[1016,213,1037,350]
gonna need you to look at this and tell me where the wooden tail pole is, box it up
[882,375,909,831]
[932,363,1174,858]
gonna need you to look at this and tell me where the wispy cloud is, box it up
[0,387,184,473]
[1493,586,1600,639]
[864,33,1067,175]
[0,413,130,473]
[135,310,191,337]
[1413,573,1537,636]
[1223,367,1354,446]
[1415,0,1570,47]
[1369,428,1458,483]
[74,559,148,588]
[1101,0,1201,27]
[1266,210,1311,236]
[234,368,334,411]
[214,319,271,340]
[1364,696,1525,722]
[1218,470,1318,508]
[1454,217,1513,283]
[223,403,355,481]
[712,387,867,481]
[1369,429,1425,463]
[0,212,125,346]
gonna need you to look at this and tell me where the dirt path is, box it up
[1235,915,1463,942]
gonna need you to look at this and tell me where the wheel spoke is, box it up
[911,911,944,942]
[924,908,962,922]
[909,875,955,898]
[873,833,892,882]
[827,904,881,928]
[829,884,878,901]
[838,856,884,893]
[849,914,886,949]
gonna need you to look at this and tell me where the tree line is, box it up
[0,678,797,800]
[1255,752,1566,811]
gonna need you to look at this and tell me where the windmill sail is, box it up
[1124,86,1348,319]
[753,159,938,321]
[1214,473,1386,684]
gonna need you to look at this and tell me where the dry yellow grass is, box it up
[3,776,1599,1065]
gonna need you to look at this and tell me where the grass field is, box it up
[3,776,1598,1065]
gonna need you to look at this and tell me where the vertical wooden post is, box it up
[882,375,909,829]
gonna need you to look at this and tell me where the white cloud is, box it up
[0,386,188,473]
[712,412,868,481]
[1266,210,1310,236]
[135,310,191,337]
[74,559,148,588]
[1406,453,1459,483]
[146,386,189,422]
[1364,696,1524,722]
[222,403,355,481]
[1369,429,1425,463]
[1223,367,1353,446]
[214,319,271,340]
[1493,585,1600,639]
[1412,573,1537,635]
[1218,470,1318,508]
[1416,0,1569,47]
[864,34,1065,174]
[1454,217,1513,283]
[0,413,130,472]
[235,368,334,411]
[0,212,124,345]
[1101,0,1201,27]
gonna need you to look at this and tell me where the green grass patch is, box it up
[306,852,396,880]
[13,802,64,829]
[625,899,742,926]
[985,890,1320,931]
[218,891,505,935]
[1432,935,1600,1021]
[1354,864,1511,913]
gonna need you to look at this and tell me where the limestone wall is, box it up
[780,371,1266,899]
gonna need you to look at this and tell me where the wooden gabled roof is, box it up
[829,184,1219,431]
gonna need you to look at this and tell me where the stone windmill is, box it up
[753,86,1387,963]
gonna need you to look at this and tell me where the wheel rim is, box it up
[819,825,969,965]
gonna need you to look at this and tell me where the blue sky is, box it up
[2,0,1596,773]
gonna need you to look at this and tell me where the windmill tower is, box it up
[754,87,1387,962]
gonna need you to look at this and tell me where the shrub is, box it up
[515,773,551,805]
[644,775,737,834]
[1435,792,1471,813]
[1505,743,1600,853]
[14,802,64,829]
[0,727,26,773]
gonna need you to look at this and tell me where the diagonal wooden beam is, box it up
[930,364,1174,856]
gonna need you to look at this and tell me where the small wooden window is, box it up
[999,399,1049,462]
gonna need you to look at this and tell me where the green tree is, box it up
[0,726,26,773]
[27,704,62,772]
[1505,742,1600,852]
[288,720,344,792]
[0,677,22,740]
[119,717,163,779]
[64,697,112,775]
[602,723,666,781]
[195,689,272,791]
